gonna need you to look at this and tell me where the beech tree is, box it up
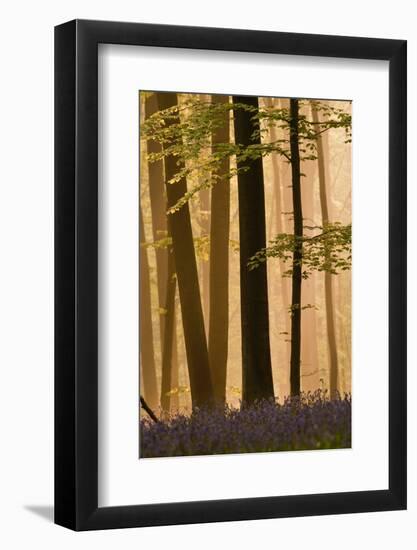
[232,95,274,404]
[160,233,177,412]
[144,94,168,343]
[139,206,158,409]
[155,92,214,407]
[312,105,339,396]
[209,94,231,405]
[144,93,179,412]
[289,98,303,396]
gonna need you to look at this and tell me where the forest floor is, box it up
[140,391,351,458]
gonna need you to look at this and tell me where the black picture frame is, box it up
[55,19,407,531]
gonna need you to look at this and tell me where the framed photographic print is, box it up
[55,19,407,530]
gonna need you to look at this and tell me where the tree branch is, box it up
[140,395,159,423]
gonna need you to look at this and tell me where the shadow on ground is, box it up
[24,505,54,523]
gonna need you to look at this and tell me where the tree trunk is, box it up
[299,153,320,391]
[197,94,210,330]
[232,95,274,404]
[170,306,179,411]
[145,94,168,346]
[199,187,210,328]
[268,98,291,356]
[145,93,178,412]
[160,241,177,412]
[139,207,158,409]
[208,95,230,405]
[312,106,339,396]
[156,92,214,408]
[289,98,303,396]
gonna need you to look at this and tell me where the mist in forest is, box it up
[139,91,352,458]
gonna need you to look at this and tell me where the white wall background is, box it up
[0,1,414,547]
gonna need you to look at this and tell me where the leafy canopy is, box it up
[248,222,352,278]
[141,95,351,213]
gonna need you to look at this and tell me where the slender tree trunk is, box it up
[289,98,303,396]
[170,306,179,411]
[312,106,339,396]
[139,207,158,409]
[156,92,214,408]
[300,157,320,391]
[232,95,274,404]
[145,94,168,345]
[272,98,292,395]
[272,157,291,313]
[268,99,291,345]
[199,187,210,328]
[197,94,210,329]
[208,95,230,405]
[160,241,176,412]
[145,93,179,412]
[268,105,290,395]
[336,271,351,394]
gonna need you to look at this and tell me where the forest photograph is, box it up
[139,90,352,459]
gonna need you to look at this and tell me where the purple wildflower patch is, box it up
[140,390,351,458]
